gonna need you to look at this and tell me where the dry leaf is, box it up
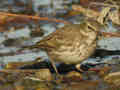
[97,7,111,24]
[109,9,120,25]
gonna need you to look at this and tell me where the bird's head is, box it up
[85,19,104,32]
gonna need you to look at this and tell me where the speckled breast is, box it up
[47,24,97,64]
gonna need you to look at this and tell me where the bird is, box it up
[21,19,103,76]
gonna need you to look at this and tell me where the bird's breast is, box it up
[48,39,96,64]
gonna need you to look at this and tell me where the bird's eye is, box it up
[88,25,95,31]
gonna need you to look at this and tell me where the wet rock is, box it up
[0,69,52,83]
[34,69,53,81]
[30,27,44,37]
[63,71,83,82]
[63,80,99,90]
[104,71,120,87]
[3,38,23,47]
[4,57,44,69]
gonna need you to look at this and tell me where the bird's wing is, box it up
[36,24,81,49]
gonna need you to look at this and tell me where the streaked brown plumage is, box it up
[24,19,103,73]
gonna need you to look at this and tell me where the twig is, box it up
[72,5,99,18]
[101,32,120,37]
[0,12,71,24]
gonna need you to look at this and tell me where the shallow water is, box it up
[0,0,120,90]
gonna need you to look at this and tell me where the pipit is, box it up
[22,19,103,75]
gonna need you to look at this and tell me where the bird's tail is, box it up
[18,45,39,51]
[19,41,47,52]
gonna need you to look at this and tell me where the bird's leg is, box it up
[48,56,61,80]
